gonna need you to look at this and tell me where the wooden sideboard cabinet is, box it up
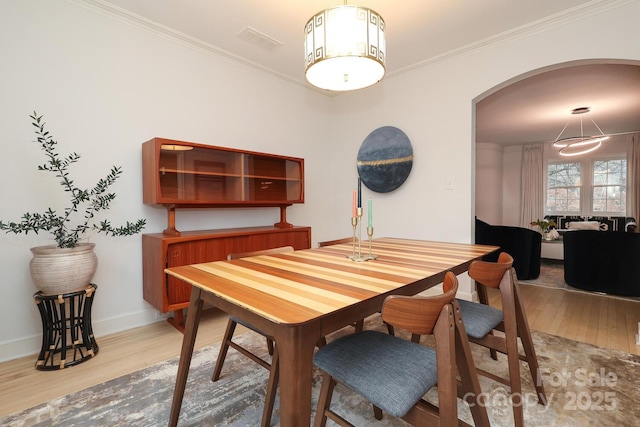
[141,138,310,330]
[142,226,311,330]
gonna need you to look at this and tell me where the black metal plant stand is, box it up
[33,284,99,370]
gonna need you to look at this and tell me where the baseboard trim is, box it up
[1,287,480,362]
[0,309,163,363]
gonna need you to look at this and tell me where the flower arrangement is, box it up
[530,218,556,233]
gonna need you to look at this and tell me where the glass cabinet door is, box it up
[144,138,304,205]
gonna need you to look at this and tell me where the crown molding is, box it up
[69,0,632,95]
[67,0,309,90]
[387,0,631,79]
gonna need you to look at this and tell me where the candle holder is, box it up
[350,216,357,258]
[348,207,372,262]
[366,226,378,260]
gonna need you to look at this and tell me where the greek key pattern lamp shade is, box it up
[304,5,386,91]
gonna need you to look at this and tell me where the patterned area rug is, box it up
[3,317,640,427]
[520,260,640,302]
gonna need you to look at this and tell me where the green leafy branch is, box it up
[0,112,146,248]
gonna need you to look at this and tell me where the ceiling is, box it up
[98,0,640,146]
[476,63,640,146]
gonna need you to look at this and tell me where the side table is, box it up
[541,239,564,260]
[33,284,99,370]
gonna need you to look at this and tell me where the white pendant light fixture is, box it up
[553,107,609,157]
[304,3,386,91]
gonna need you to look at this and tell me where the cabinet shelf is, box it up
[159,168,244,178]
[142,137,305,234]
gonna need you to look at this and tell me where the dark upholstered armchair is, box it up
[563,230,640,297]
[474,218,541,280]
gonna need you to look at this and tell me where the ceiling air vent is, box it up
[237,26,283,52]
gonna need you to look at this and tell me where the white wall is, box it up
[0,0,333,361]
[324,0,640,296]
[1,0,639,361]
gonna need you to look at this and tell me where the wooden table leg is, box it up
[168,287,203,427]
[274,322,321,427]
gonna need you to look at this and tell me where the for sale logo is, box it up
[463,367,619,411]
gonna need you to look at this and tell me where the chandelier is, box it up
[304,4,386,91]
[553,107,609,157]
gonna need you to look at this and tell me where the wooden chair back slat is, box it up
[382,272,458,336]
[468,252,513,289]
[318,237,353,247]
[227,246,294,260]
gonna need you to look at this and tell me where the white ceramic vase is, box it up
[29,243,98,295]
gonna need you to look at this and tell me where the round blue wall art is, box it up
[357,126,413,193]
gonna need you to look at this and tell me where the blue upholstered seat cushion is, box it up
[456,299,503,339]
[313,330,437,418]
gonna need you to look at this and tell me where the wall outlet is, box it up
[445,176,455,190]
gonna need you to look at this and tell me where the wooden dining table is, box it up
[166,237,499,426]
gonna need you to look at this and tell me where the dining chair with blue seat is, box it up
[313,271,490,427]
[456,251,547,427]
[317,237,356,247]
[211,245,294,427]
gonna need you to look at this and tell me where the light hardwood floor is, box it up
[1,285,639,418]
